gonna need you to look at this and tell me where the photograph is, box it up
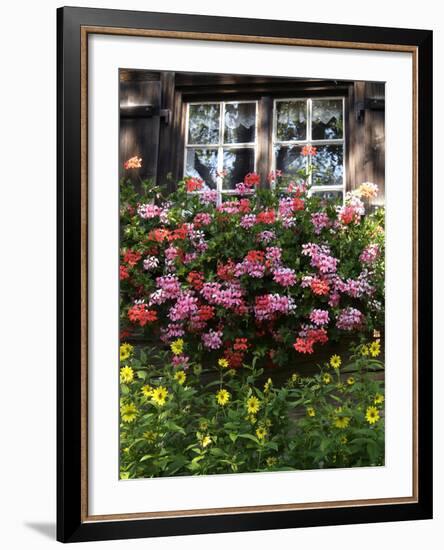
[118,69,386,479]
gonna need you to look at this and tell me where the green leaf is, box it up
[164,421,186,435]
[238,433,260,445]
[140,454,153,463]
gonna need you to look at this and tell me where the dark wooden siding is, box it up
[348,81,385,205]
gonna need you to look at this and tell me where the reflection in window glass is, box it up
[185,102,258,202]
[224,103,256,144]
[275,101,307,141]
[311,189,343,203]
[223,148,255,189]
[312,99,343,140]
[274,145,307,175]
[187,104,220,144]
[185,149,218,189]
[311,145,344,187]
[273,97,345,201]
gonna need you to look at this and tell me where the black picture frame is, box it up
[57,6,433,543]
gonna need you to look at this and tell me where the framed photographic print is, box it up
[57,6,433,543]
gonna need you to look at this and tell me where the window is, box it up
[184,101,257,202]
[273,98,345,200]
[184,97,345,202]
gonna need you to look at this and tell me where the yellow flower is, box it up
[246,415,257,424]
[141,384,153,397]
[170,338,184,355]
[374,393,384,405]
[120,402,138,423]
[199,419,209,431]
[256,426,268,440]
[340,436,348,444]
[360,344,369,356]
[120,342,134,362]
[246,396,261,414]
[347,376,355,386]
[174,370,186,385]
[201,435,212,448]
[120,366,134,384]
[151,386,169,406]
[322,372,332,384]
[333,416,351,429]
[365,406,380,425]
[193,364,202,376]
[264,378,273,393]
[227,368,237,377]
[330,355,341,369]
[306,407,316,417]
[215,388,231,406]
[143,430,158,442]
[218,358,229,369]
[369,340,381,357]
[266,456,277,467]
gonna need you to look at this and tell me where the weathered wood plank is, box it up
[119,78,161,182]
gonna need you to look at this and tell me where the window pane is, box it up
[224,102,256,144]
[311,190,343,203]
[187,104,220,144]
[222,148,255,189]
[275,100,307,141]
[312,99,343,140]
[311,145,344,186]
[274,145,308,176]
[185,149,218,189]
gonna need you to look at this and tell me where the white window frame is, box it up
[272,97,346,199]
[184,100,258,204]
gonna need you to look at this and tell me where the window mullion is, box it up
[307,98,313,186]
[216,102,225,205]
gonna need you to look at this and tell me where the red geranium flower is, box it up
[223,349,244,369]
[246,250,265,263]
[339,206,357,225]
[169,224,189,241]
[233,338,249,352]
[185,177,204,192]
[306,327,329,344]
[197,305,215,321]
[310,278,330,296]
[148,228,170,242]
[123,250,142,267]
[292,197,305,211]
[256,210,276,224]
[293,338,315,354]
[239,199,251,213]
[217,259,236,281]
[301,145,317,157]
[187,271,204,290]
[244,172,260,187]
[128,304,158,326]
[120,265,129,280]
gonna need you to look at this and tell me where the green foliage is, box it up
[119,343,384,478]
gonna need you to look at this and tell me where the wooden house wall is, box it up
[119,70,385,204]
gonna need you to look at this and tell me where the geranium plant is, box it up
[119,156,385,476]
